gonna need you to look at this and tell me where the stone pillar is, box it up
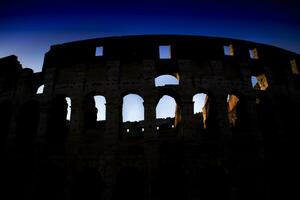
[143,96,158,200]
[180,98,195,139]
[36,68,56,139]
[214,93,230,139]
[66,64,86,150]
[143,99,157,139]
[105,98,121,143]
[66,96,84,154]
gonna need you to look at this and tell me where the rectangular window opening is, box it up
[224,44,234,56]
[251,74,268,90]
[159,45,171,59]
[249,48,259,59]
[95,46,103,56]
[290,59,299,75]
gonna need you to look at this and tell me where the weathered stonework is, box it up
[0,35,300,200]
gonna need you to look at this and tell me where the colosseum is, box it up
[0,35,299,200]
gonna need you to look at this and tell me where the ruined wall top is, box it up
[0,55,22,76]
[43,35,300,71]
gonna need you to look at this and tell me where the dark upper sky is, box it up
[1,0,300,72]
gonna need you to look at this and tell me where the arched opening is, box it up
[0,101,12,152]
[122,94,144,122]
[155,74,179,87]
[71,168,104,200]
[83,94,106,129]
[227,93,248,131]
[36,84,44,94]
[95,96,106,121]
[66,97,71,121]
[156,94,181,134]
[47,95,71,154]
[193,93,211,129]
[15,100,40,152]
[122,94,144,136]
[113,167,145,200]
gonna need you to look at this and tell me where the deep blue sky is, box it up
[1,0,300,72]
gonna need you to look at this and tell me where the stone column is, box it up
[66,96,84,154]
[36,68,56,140]
[180,98,195,139]
[143,99,157,139]
[105,98,121,143]
[143,98,158,200]
[214,93,231,138]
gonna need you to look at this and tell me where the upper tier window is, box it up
[95,46,103,56]
[224,44,234,56]
[159,45,171,59]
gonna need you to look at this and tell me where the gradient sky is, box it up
[1,0,300,121]
[1,0,300,72]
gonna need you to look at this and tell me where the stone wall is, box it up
[1,35,300,200]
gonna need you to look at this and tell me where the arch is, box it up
[83,93,106,128]
[156,95,177,119]
[227,92,248,130]
[155,74,179,87]
[36,84,44,94]
[156,94,181,130]
[0,100,12,152]
[15,100,40,152]
[47,95,71,154]
[193,93,210,129]
[113,167,145,200]
[122,94,144,122]
[94,95,106,121]
[71,168,104,200]
[66,97,71,121]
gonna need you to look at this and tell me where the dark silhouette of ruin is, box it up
[0,35,299,200]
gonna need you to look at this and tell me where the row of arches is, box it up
[0,91,248,148]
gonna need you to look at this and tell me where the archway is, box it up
[155,74,179,87]
[122,94,144,122]
[83,94,106,129]
[47,95,71,154]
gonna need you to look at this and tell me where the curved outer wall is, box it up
[1,35,300,200]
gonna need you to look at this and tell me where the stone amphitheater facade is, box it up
[0,35,299,200]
